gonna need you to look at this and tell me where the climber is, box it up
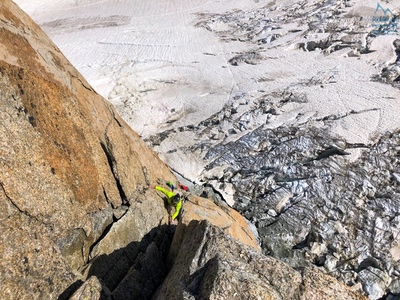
[150,184,182,224]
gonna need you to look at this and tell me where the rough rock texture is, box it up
[178,195,260,251]
[79,192,263,299]
[0,1,264,299]
[70,220,368,300]
[153,220,367,300]
[69,276,111,300]
[12,3,400,298]
[0,0,173,298]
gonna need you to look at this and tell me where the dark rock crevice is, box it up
[102,186,112,207]
[185,256,219,298]
[106,104,123,128]
[71,74,93,92]
[87,215,118,261]
[100,141,127,205]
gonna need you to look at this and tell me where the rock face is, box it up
[0,1,370,299]
[153,220,366,300]
[177,195,260,251]
[0,0,173,298]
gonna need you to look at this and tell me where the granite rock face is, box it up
[0,0,173,298]
[69,220,368,300]
[177,194,260,251]
[0,1,264,298]
[74,189,263,299]
[153,220,367,300]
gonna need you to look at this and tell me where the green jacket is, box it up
[155,186,182,220]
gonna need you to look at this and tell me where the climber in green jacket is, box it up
[151,185,182,223]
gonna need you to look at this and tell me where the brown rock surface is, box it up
[166,195,260,269]
[69,276,110,300]
[182,195,260,251]
[0,0,173,298]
